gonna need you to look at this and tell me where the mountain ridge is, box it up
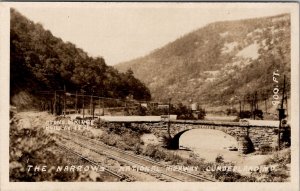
[115,13,291,109]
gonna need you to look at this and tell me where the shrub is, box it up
[133,143,142,155]
[143,144,158,157]
[258,149,291,182]
[239,111,252,119]
[260,145,273,155]
[215,154,224,163]
[123,132,140,147]
[226,108,238,116]
[215,170,257,182]
[9,113,100,181]
[116,141,130,150]
[253,109,264,119]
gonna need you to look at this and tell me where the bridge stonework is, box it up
[168,123,278,152]
[103,120,278,153]
[131,121,278,153]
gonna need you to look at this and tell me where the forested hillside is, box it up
[116,14,290,107]
[10,9,151,108]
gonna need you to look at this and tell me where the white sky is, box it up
[12,3,291,65]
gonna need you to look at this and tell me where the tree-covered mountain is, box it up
[116,14,290,108]
[10,9,151,107]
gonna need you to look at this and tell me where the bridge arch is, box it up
[169,128,245,152]
[168,129,190,149]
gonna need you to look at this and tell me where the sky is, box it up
[12,3,291,65]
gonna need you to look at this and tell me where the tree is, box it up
[10,9,152,107]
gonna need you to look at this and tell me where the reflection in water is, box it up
[179,129,240,163]
[180,129,272,176]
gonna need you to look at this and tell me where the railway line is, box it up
[56,130,216,182]
[55,135,174,182]
[55,142,129,181]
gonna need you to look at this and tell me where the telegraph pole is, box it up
[63,85,66,117]
[75,91,78,114]
[90,92,94,118]
[82,94,85,118]
[102,90,105,116]
[278,75,286,150]
[265,98,267,114]
[168,98,171,138]
[53,91,57,115]
[253,92,257,119]
[124,100,128,115]
[243,95,245,111]
[98,96,101,116]
[239,99,242,115]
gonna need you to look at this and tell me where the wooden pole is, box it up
[82,94,85,118]
[250,96,253,119]
[75,91,78,114]
[102,90,104,116]
[53,91,56,115]
[102,98,105,116]
[168,98,171,138]
[278,75,286,150]
[243,96,245,111]
[98,97,100,116]
[265,98,267,114]
[58,93,61,115]
[90,94,93,118]
[63,85,66,117]
[239,100,242,114]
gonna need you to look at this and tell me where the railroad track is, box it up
[56,130,216,182]
[56,134,180,182]
[55,141,132,181]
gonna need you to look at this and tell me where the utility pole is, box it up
[82,94,85,118]
[63,85,66,117]
[239,99,242,115]
[250,96,254,119]
[102,90,105,116]
[253,91,257,120]
[255,92,258,110]
[285,91,288,116]
[278,75,286,151]
[90,92,93,118]
[50,100,53,114]
[168,98,171,138]
[98,97,101,116]
[53,91,57,115]
[243,95,245,111]
[235,95,241,116]
[102,99,105,116]
[124,101,127,115]
[265,98,267,114]
[75,91,78,114]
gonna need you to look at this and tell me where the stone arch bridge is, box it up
[100,119,279,153]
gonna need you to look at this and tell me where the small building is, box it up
[141,103,148,108]
[157,104,169,109]
[191,103,198,111]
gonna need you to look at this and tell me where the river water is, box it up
[179,129,241,163]
[179,129,271,176]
